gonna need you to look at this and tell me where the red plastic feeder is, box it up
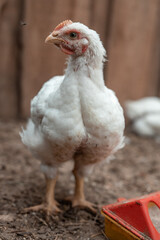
[102,192,160,240]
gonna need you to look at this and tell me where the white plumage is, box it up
[125,97,160,138]
[20,21,125,214]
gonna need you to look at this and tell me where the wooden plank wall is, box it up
[106,0,160,107]
[0,0,22,118]
[0,0,160,118]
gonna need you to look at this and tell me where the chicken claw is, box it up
[67,196,96,212]
[24,201,61,216]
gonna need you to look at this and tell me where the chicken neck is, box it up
[65,42,106,89]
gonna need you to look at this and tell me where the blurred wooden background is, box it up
[0,0,160,119]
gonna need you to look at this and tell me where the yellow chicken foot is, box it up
[24,177,61,216]
[67,169,96,212]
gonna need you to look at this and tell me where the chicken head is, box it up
[45,20,89,56]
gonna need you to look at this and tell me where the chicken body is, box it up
[20,21,125,214]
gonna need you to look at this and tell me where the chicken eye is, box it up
[69,32,77,39]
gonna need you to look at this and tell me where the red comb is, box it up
[54,20,73,31]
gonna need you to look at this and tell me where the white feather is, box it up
[20,119,44,151]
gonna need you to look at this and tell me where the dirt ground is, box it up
[0,120,160,240]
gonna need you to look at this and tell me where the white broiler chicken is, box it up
[125,97,160,138]
[20,20,125,215]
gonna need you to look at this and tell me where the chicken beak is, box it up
[45,33,64,45]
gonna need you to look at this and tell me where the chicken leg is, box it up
[68,169,96,212]
[24,176,61,216]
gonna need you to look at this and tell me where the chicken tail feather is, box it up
[20,119,44,152]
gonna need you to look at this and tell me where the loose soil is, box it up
[0,120,160,240]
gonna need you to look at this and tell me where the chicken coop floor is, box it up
[0,120,160,240]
